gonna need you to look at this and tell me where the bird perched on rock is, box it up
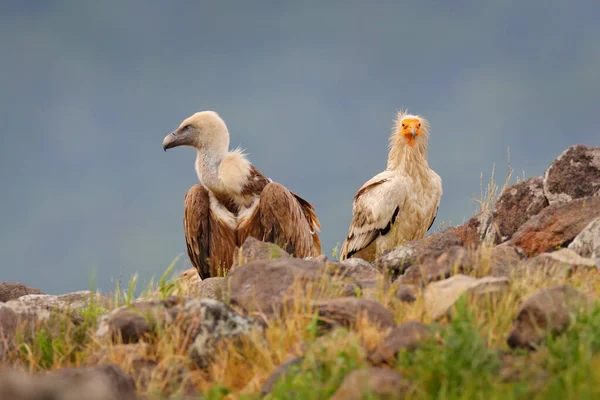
[339,110,442,262]
[162,111,321,279]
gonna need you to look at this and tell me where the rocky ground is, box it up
[0,144,599,400]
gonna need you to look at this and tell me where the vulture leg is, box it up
[256,182,320,257]
[184,184,236,279]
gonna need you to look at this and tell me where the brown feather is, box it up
[183,184,236,279]
[240,165,270,197]
[238,183,320,257]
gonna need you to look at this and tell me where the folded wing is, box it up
[340,172,407,260]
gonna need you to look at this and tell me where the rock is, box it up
[543,144,600,205]
[375,228,463,280]
[393,282,417,303]
[524,249,599,276]
[95,297,184,343]
[0,364,136,400]
[173,267,201,296]
[330,368,409,400]
[492,177,549,242]
[326,258,382,288]
[309,297,396,332]
[225,258,356,317]
[455,211,497,249]
[0,292,90,354]
[197,277,225,300]
[424,274,510,320]
[184,298,260,368]
[0,282,44,302]
[398,260,452,285]
[507,285,588,349]
[568,217,600,259]
[86,343,154,387]
[509,197,600,257]
[306,255,328,263]
[486,243,527,277]
[260,357,304,396]
[15,291,113,312]
[369,321,430,366]
[96,297,258,368]
[231,236,290,268]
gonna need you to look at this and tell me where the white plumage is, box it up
[340,111,442,262]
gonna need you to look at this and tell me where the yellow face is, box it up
[400,117,421,147]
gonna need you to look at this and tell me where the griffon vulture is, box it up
[162,111,321,278]
[340,111,442,262]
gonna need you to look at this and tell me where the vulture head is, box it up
[162,111,230,154]
[393,111,430,148]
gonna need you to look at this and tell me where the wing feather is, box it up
[238,182,320,257]
[340,172,407,260]
[183,184,236,279]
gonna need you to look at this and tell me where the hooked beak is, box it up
[410,127,417,139]
[162,128,191,151]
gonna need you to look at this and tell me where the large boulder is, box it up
[523,248,599,277]
[224,258,357,317]
[543,144,600,205]
[509,196,600,257]
[507,285,588,349]
[492,177,549,242]
[0,282,44,302]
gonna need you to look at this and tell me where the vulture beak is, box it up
[162,127,192,151]
[410,127,417,139]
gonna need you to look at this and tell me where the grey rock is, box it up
[568,217,600,259]
[369,321,430,366]
[0,364,136,400]
[507,285,588,349]
[424,274,510,320]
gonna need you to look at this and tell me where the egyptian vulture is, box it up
[162,111,322,278]
[339,111,442,262]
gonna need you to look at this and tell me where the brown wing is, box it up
[237,182,321,258]
[184,184,236,279]
[291,191,322,255]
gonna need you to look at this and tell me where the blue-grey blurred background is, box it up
[1,1,599,294]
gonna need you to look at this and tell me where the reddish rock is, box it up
[455,211,497,248]
[509,197,600,257]
[493,177,549,242]
[543,144,600,205]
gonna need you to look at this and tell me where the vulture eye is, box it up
[402,124,406,128]
[418,123,421,127]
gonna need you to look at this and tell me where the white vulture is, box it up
[339,111,442,262]
[162,111,322,278]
